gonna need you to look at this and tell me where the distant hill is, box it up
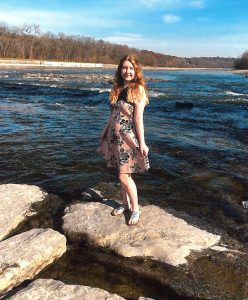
[0,23,235,69]
[138,50,234,68]
[184,56,235,68]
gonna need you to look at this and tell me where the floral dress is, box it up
[99,87,150,173]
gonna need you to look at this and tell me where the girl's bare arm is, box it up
[134,87,149,156]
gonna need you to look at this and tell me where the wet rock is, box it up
[7,278,124,300]
[175,102,194,109]
[80,182,122,203]
[0,228,66,295]
[242,201,248,208]
[81,187,105,202]
[62,202,220,266]
[93,182,122,200]
[22,73,114,84]
[0,184,64,241]
[146,77,169,83]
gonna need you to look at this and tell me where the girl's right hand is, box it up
[100,131,107,143]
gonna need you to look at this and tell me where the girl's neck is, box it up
[123,81,130,88]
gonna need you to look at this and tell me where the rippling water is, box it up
[1,68,248,239]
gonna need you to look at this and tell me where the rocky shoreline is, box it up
[1,183,248,299]
[1,60,247,84]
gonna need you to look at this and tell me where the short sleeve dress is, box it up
[99,87,150,173]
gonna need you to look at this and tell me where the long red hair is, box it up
[109,54,149,105]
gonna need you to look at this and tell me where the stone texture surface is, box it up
[0,184,63,241]
[8,279,125,300]
[62,202,220,266]
[0,228,66,294]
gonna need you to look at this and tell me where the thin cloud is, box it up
[104,33,145,45]
[0,8,124,31]
[103,33,171,52]
[140,0,180,7]
[189,0,204,8]
[139,0,163,7]
[163,15,181,24]
[0,10,71,27]
[102,33,246,57]
[139,0,204,9]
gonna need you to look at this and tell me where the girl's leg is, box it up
[119,173,139,212]
[111,179,131,216]
[121,186,131,209]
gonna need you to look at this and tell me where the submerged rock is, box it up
[0,228,66,294]
[81,182,121,202]
[7,278,124,300]
[0,184,64,241]
[175,102,194,109]
[62,202,220,266]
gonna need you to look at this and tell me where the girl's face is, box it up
[121,60,135,84]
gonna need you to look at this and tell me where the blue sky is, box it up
[0,0,247,57]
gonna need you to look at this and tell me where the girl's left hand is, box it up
[140,143,149,157]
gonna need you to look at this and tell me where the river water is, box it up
[0,68,248,239]
[1,67,248,299]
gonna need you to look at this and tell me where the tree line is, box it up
[234,51,248,69]
[0,22,236,68]
[0,23,184,66]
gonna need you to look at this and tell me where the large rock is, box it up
[62,202,220,266]
[0,228,66,294]
[7,278,124,300]
[0,184,64,241]
[61,201,248,299]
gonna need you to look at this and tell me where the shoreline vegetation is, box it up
[1,58,247,73]
[2,23,248,70]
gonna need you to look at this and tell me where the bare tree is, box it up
[21,24,41,59]
[234,50,248,69]
[0,23,12,57]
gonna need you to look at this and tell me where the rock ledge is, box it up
[63,202,221,266]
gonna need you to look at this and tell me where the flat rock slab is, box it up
[8,278,124,300]
[0,184,49,241]
[63,202,220,266]
[0,228,66,294]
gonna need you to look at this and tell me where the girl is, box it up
[99,54,149,225]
